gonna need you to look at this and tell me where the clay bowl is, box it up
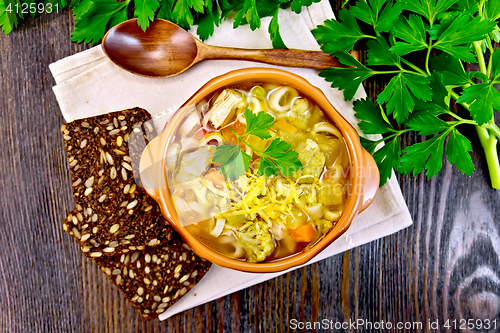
[140,67,379,273]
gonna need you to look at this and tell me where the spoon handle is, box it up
[199,44,351,70]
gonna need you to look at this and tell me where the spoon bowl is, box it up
[102,19,351,77]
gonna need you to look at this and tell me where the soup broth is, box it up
[166,82,349,263]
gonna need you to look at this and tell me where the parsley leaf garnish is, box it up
[259,139,302,177]
[213,109,303,181]
[214,144,252,181]
[243,108,274,139]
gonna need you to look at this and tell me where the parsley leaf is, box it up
[446,128,474,176]
[259,139,302,177]
[233,0,260,31]
[186,0,204,13]
[172,0,194,29]
[390,14,428,55]
[490,48,500,81]
[376,73,431,124]
[366,35,400,66]
[361,136,400,186]
[72,0,93,19]
[432,15,497,62]
[214,109,303,180]
[258,157,279,177]
[484,0,500,21]
[213,144,252,181]
[456,83,500,125]
[268,8,287,49]
[244,109,274,139]
[157,0,173,20]
[350,0,402,32]
[319,51,375,101]
[291,0,320,14]
[134,0,160,31]
[71,0,130,44]
[311,9,367,53]
[406,110,450,135]
[399,0,458,25]
[453,0,478,15]
[427,71,450,109]
[430,54,472,86]
[0,0,22,34]
[399,131,448,177]
[353,98,395,135]
[196,0,220,41]
[412,73,450,116]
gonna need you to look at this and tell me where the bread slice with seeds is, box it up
[92,233,211,320]
[61,108,172,256]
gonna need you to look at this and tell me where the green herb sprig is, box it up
[0,0,321,48]
[213,108,303,181]
[312,0,500,188]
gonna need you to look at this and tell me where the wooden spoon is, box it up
[102,18,349,77]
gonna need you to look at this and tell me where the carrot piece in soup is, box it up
[289,224,316,242]
[273,118,297,132]
[221,121,246,149]
[205,169,226,188]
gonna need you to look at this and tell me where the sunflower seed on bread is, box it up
[91,233,211,320]
[61,108,172,255]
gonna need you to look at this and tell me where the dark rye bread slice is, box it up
[61,108,172,256]
[92,233,211,320]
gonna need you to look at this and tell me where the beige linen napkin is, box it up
[50,0,412,320]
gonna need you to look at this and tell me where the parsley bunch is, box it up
[312,0,500,188]
[1,0,321,48]
[213,108,303,181]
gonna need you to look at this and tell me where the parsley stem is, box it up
[374,69,425,76]
[230,129,263,155]
[476,126,500,189]
[372,129,411,145]
[425,42,433,75]
[451,52,500,188]
[400,58,427,75]
[451,91,470,109]
[485,121,500,140]
[486,36,494,78]
[374,70,403,74]
[473,41,488,75]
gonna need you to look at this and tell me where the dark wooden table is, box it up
[1,2,500,332]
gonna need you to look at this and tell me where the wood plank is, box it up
[1,2,500,332]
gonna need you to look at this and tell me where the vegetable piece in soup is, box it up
[166,83,349,263]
